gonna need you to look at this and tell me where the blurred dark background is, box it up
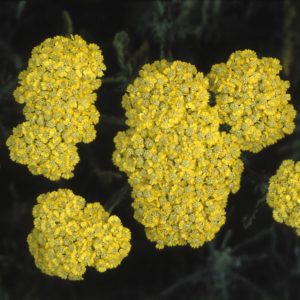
[1,0,300,299]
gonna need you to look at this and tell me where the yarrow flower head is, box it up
[207,49,296,153]
[266,160,300,234]
[6,35,106,180]
[27,189,131,280]
[113,60,243,249]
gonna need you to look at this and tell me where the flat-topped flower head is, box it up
[122,60,210,130]
[27,189,131,280]
[267,160,300,234]
[208,49,296,153]
[113,60,244,249]
[7,122,79,180]
[7,35,106,180]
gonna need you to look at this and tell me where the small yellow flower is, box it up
[207,49,296,153]
[27,189,131,280]
[267,160,300,234]
[7,35,106,180]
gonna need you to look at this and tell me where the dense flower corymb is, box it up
[27,189,131,280]
[113,60,244,249]
[267,160,300,234]
[7,35,106,180]
[208,49,296,153]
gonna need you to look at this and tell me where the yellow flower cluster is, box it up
[27,189,131,280]
[208,50,296,153]
[6,35,106,180]
[267,160,300,234]
[113,60,244,249]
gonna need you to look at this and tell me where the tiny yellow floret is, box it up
[267,160,300,234]
[7,35,106,180]
[207,49,296,153]
[27,189,131,280]
[113,60,244,249]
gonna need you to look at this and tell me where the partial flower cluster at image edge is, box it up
[267,160,300,234]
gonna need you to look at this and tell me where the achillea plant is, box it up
[27,189,131,280]
[113,60,244,249]
[208,49,296,153]
[267,160,300,234]
[6,35,106,180]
